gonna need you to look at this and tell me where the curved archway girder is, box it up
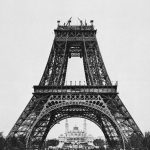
[26,104,126,149]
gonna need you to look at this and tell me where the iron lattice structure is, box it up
[8,19,143,149]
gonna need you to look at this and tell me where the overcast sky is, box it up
[0,0,150,138]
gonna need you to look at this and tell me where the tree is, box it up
[143,132,150,150]
[129,133,144,149]
[46,139,59,147]
[93,138,105,149]
[6,136,19,150]
[5,135,26,150]
[0,132,5,150]
[105,139,122,150]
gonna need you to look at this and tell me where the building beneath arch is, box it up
[58,119,95,149]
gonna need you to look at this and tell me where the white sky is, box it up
[0,0,150,138]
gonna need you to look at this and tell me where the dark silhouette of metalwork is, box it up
[7,19,143,149]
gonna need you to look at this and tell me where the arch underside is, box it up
[27,104,124,149]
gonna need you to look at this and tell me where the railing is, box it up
[56,25,94,31]
[55,37,96,41]
[33,84,117,95]
[64,81,118,86]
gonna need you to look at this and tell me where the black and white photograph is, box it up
[0,0,150,149]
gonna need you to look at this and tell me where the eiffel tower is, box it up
[7,19,143,149]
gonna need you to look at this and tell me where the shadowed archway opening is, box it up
[46,117,105,149]
[46,117,105,140]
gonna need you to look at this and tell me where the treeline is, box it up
[0,133,26,150]
[0,134,60,150]
[93,132,150,150]
[0,132,150,150]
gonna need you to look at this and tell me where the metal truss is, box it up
[7,20,143,150]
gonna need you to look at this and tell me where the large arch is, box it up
[26,100,126,149]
